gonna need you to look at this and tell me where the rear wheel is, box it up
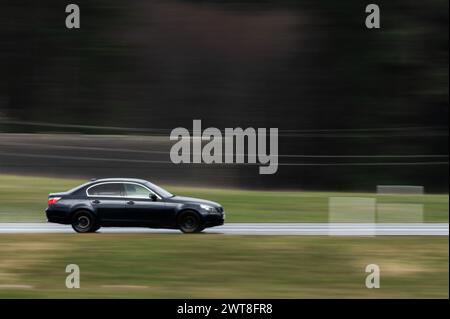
[178,211,203,233]
[71,211,98,233]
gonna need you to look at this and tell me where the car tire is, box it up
[71,211,98,233]
[178,211,203,233]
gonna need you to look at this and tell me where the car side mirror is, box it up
[150,194,158,201]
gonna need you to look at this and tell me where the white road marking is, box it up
[0,223,447,236]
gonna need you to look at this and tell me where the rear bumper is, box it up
[45,208,71,224]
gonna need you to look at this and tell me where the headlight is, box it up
[200,204,216,213]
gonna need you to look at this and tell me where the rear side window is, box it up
[87,183,123,197]
[124,183,152,198]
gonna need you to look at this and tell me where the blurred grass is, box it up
[0,174,448,222]
[0,234,447,298]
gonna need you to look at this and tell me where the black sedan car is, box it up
[46,178,225,233]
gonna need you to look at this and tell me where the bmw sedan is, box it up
[45,178,225,233]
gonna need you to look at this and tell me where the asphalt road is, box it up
[0,223,447,236]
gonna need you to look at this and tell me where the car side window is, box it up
[124,183,152,199]
[87,183,123,197]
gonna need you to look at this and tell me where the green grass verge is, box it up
[0,234,447,298]
[0,174,448,222]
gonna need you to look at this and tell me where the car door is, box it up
[86,182,127,223]
[123,183,173,226]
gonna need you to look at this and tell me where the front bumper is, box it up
[203,213,225,227]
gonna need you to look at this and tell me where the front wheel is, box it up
[71,211,98,233]
[178,211,203,233]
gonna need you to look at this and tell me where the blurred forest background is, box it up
[0,0,448,191]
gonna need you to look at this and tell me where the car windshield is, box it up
[145,182,173,198]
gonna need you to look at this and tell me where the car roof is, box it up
[90,178,150,184]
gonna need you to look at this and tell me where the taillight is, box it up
[48,197,61,206]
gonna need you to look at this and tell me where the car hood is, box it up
[167,196,221,207]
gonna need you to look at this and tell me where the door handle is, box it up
[127,201,135,205]
[92,199,101,204]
